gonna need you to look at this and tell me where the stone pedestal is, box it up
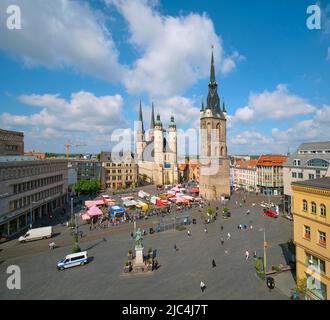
[134,246,144,265]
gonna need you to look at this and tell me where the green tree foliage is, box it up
[74,180,100,194]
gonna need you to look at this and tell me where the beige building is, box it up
[199,50,230,200]
[283,141,330,214]
[136,102,178,186]
[256,154,288,196]
[292,177,330,300]
[0,156,68,237]
[100,152,138,189]
[0,129,24,156]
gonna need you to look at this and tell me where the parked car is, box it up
[263,209,278,218]
[57,251,88,270]
[19,227,53,243]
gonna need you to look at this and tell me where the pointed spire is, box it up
[138,100,144,133]
[210,46,216,84]
[150,102,155,129]
[222,97,227,114]
[201,96,205,111]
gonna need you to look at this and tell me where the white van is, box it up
[57,251,88,270]
[19,226,52,243]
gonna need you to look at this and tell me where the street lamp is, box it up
[259,227,267,274]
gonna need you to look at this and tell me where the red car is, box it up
[263,209,278,218]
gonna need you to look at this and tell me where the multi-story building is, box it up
[178,159,199,182]
[0,156,68,237]
[256,154,288,196]
[292,177,330,300]
[100,152,138,189]
[231,159,258,191]
[283,141,330,214]
[0,129,24,156]
[68,159,102,183]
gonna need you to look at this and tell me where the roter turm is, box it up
[199,49,230,200]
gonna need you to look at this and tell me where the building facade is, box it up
[136,102,179,186]
[0,157,68,237]
[283,141,330,214]
[231,158,258,191]
[100,152,138,189]
[178,159,199,182]
[292,177,330,300]
[68,159,102,183]
[0,129,24,156]
[256,155,288,196]
[199,50,230,200]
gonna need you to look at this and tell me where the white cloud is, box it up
[230,131,273,146]
[1,91,129,152]
[107,0,243,97]
[0,0,125,82]
[232,84,316,122]
[272,105,330,144]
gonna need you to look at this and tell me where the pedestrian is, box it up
[220,225,223,231]
[220,237,224,245]
[250,225,253,230]
[173,244,177,252]
[212,259,216,268]
[253,251,257,259]
[244,224,247,230]
[246,210,250,215]
[130,232,133,239]
[204,227,208,234]
[227,232,231,240]
[187,230,191,237]
[200,281,206,292]
[245,250,250,260]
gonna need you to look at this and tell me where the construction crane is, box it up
[65,142,87,159]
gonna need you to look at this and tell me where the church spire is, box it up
[210,47,216,84]
[150,102,155,129]
[206,47,220,112]
[201,96,205,111]
[138,100,144,133]
[222,97,227,114]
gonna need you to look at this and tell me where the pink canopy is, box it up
[81,213,91,221]
[85,200,105,209]
[87,206,103,217]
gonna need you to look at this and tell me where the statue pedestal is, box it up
[134,246,144,266]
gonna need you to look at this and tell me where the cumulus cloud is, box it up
[0,0,125,82]
[107,0,243,96]
[232,84,316,123]
[1,91,129,152]
[230,131,273,146]
[272,105,330,144]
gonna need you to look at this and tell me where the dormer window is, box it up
[293,159,301,166]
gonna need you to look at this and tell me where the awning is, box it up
[85,200,105,209]
[87,206,103,216]
[81,213,91,221]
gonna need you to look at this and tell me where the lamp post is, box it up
[71,197,74,222]
[260,227,267,274]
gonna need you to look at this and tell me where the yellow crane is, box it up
[65,143,87,159]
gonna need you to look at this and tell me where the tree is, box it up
[74,180,100,195]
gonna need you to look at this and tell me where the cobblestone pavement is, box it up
[0,189,293,299]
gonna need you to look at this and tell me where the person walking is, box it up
[187,230,191,237]
[227,232,231,240]
[245,250,250,260]
[173,244,177,252]
[220,237,224,245]
[253,251,257,259]
[200,281,206,292]
[204,227,208,234]
[220,225,224,231]
[212,259,216,268]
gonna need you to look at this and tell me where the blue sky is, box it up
[0,0,330,155]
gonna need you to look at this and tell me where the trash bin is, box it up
[266,277,275,289]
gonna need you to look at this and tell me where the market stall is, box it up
[109,205,126,221]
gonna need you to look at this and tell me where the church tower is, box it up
[136,100,146,162]
[149,102,155,141]
[154,113,164,165]
[199,49,230,200]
